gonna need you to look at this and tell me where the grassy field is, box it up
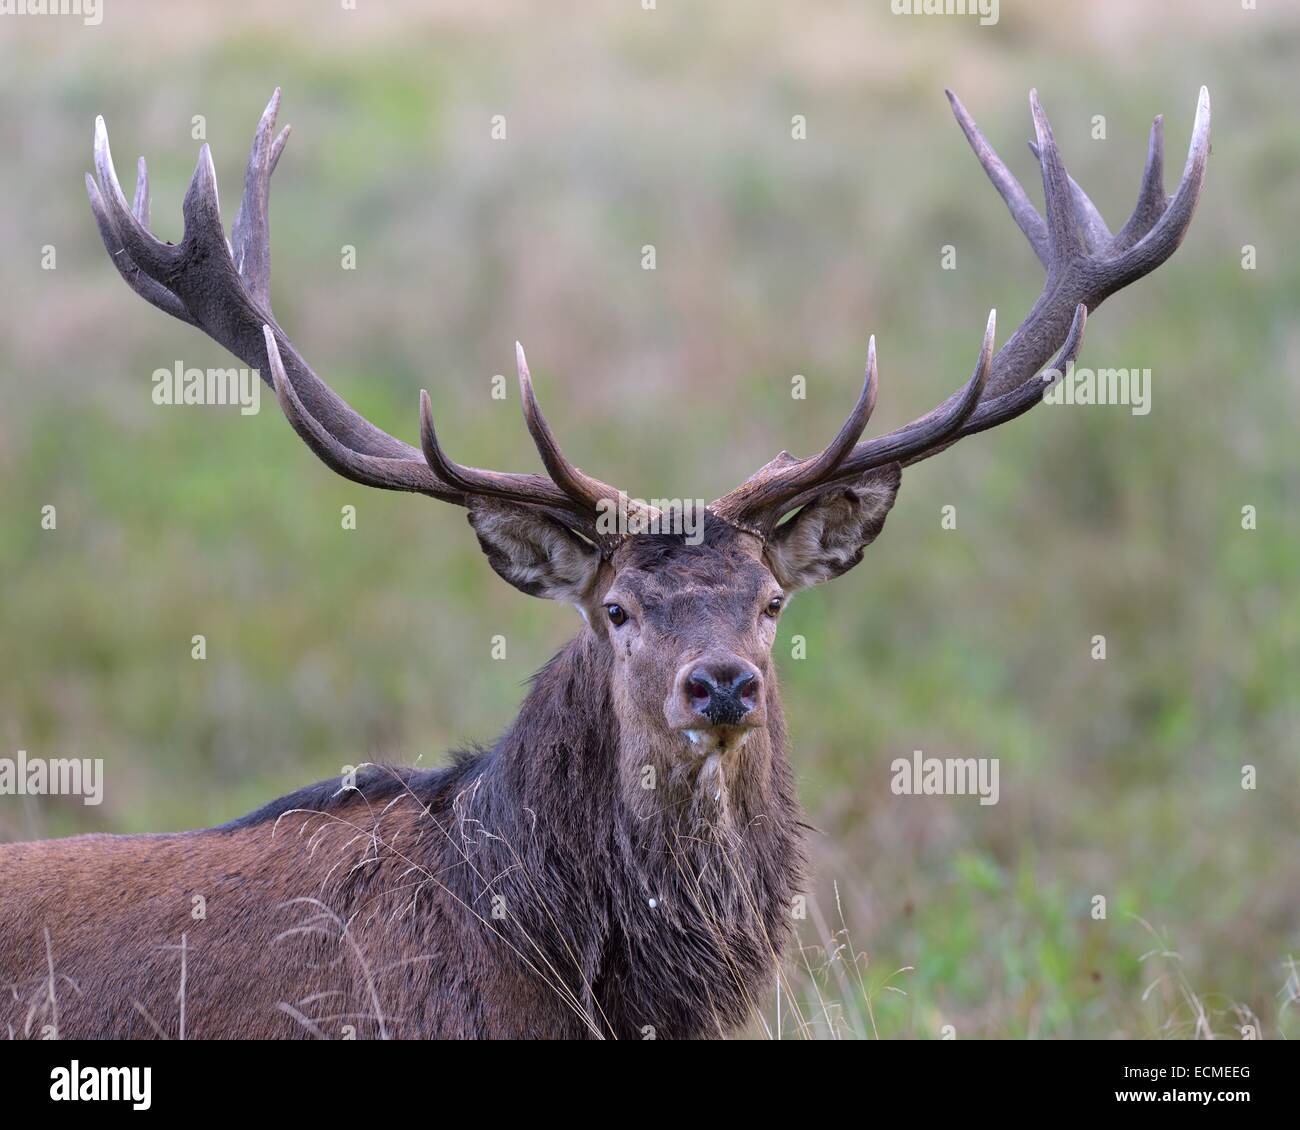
[1,0,1296,1038]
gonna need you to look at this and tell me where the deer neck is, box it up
[492,629,794,833]
[472,631,804,1034]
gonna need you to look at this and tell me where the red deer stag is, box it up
[0,86,1209,1039]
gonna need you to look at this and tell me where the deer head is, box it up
[85,86,1210,817]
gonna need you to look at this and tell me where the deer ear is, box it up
[764,464,902,592]
[467,501,603,604]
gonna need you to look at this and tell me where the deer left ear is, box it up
[764,463,902,592]
[467,501,603,605]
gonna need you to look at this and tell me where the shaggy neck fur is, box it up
[437,628,806,1038]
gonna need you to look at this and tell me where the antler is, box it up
[710,87,1210,537]
[86,90,650,547]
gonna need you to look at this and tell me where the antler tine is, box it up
[87,117,194,323]
[915,303,1088,453]
[708,338,878,527]
[262,328,454,497]
[92,116,183,280]
[945,89,1050,267]
[828,308,995,479]
[179,143,231,261]
[85,171,195,325]
[232,87,286,311]
[417,389,494,498]
[807,305,1077,485]
[517,342,659,522]
[1028,89,1086,272]
[131,156,150,228]
[418,388,589,513]
[1109,114,1165,253]
[1028,141,1112,254]
[712,312,994,528]
[1101,86,1210,290]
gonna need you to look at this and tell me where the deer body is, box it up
[3,534,802,1039]
[1,84,1208,1038]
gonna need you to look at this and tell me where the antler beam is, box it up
[88,86,1209,549]
[709,87,1210,535]
[87,91,642,547]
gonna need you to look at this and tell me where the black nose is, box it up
[684,664,759,726]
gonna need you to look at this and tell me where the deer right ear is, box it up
[763,463,902,592]
[467,501,604,605]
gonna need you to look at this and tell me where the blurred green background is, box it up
[1,0,1296,1039]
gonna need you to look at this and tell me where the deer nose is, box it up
[682,661,761,727]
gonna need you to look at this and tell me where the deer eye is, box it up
[764,596,784,618]
[605,603,628,627]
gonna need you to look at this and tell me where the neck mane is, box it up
[216,628,806,1038]
[446,629,806,1036]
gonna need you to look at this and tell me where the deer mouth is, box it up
[678,725,756,757]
